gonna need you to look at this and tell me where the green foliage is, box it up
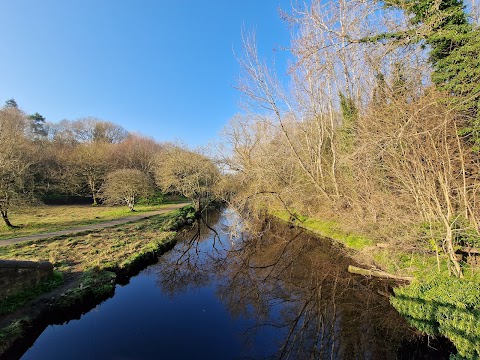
[4,99,18,108]
[156,205,196,231]
[438,29,480,147]
[0,271,63,316]
[369,0,480,143]
[452,217,480,248]
[339,92,357,152]
[274,210,374,250]
[28,112,47,138]
[391,61,409,99]
[57,270,115,308]
[391,275,480,359]
[137,191,165,205]
[0,317,28,352]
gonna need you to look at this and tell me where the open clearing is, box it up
[0,203,189,240]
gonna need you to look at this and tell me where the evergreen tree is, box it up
[364,0,480,144]
[339,92,358,151]
[28,112,48,138]
[372,73,387,106]
[4,99,18,108]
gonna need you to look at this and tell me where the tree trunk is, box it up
[1,209,16,228]
[347,265,413,282]
[445,227,463,278]
[126,197,135,211]
[89,178,98,205]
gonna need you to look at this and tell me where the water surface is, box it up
[20,209,450,359]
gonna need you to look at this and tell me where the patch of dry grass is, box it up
[0,211,179,274]
[0,203,182,240]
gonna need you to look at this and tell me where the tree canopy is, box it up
[154,146,220,212]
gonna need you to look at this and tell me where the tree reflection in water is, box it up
[154,209,432,360]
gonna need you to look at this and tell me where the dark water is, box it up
[19,209,451,360]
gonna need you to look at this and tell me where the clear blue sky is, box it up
[0,1,292,146]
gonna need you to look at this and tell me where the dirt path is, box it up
[0,203,190,247]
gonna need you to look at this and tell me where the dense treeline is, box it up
[0,100,219,227]
[220,1,479,357]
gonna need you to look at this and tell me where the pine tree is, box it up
[4,99,18,108]
[365,0,480,144]
[28,112,48,138]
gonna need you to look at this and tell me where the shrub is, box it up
[391,275,480,359]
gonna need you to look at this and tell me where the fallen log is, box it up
[348,265,413,282]
[459,247,480,254]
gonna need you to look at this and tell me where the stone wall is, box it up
[0,260,54,300]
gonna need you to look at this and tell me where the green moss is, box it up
[0,271,64,316]
[273,210,374,250]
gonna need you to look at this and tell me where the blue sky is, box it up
[0,1,292,146]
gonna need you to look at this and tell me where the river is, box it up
[18,208,452,359]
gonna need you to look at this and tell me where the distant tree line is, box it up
[0,99,220,227]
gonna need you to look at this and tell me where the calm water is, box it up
[18,209,450,360]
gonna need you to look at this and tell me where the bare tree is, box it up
[101,169,154,211]
[154,145,220,212]
[49,118,128,144]
[0,108,34,227]
[354,89,476,277]
[66,141,116,205]
[114,133,163,178]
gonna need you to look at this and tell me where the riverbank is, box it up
[273,210,480,360]
[274,210,441,278]
[0,205,196,358]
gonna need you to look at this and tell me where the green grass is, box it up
[0,206,194,275]
[56,270,117,309]
[273,210,374,251]
[0,202,189,240]
[0,317,29,353]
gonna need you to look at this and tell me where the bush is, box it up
[391,275,480,359]
[136,191,164,205]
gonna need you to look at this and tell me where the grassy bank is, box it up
[274,209,448,277]
[0,203,188,240]
[0,205,196,356]
[273,210,374,251]
[274,209,480,359]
